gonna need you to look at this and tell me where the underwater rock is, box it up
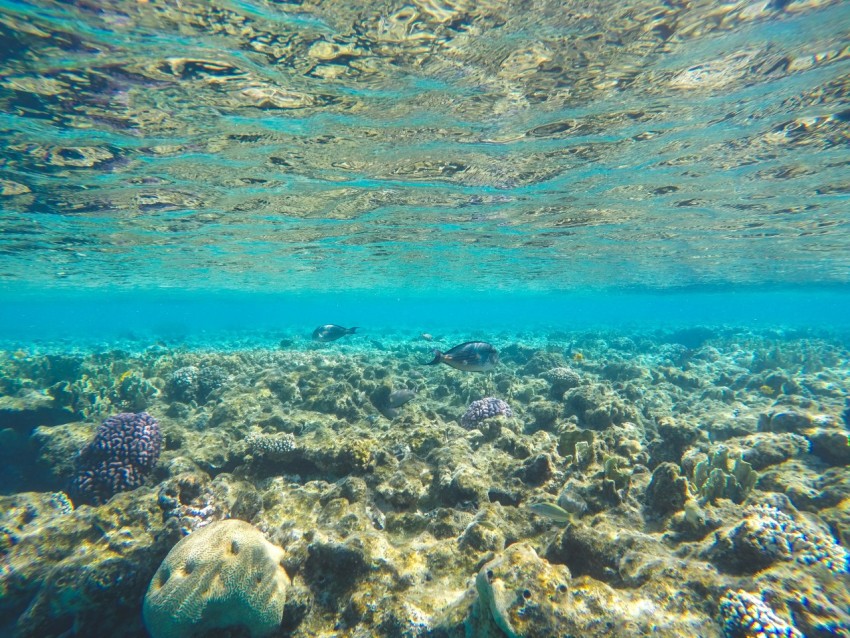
[0,389,76,434]
[376,469,428,509]
[20,421,92,490]
[757,461,848,512]
[718,589,802,638]
[196,365,229,402]
[644,462,689,516]
[2,490,166,637]
[302,380,366,421]
[755,563,850,637]
[647,416,703,466]
[111,370,159,412]
[70,412,163,506]
[527,399,560,429]
[557,426,595,465]
[807,427,850,466]
[143,519,290,638]
[546,520,655,584]
[508,347,556,370]
[165,363,228,405]
[468,542,571,638]
[758,410,813,434]
[303,533,376,601]
[544,366,581,399]
[0,491,73,555]
[736,432,811,470]
[563,384,637,429]
[602,361,645,382]
[666,498,726,542]
[515,452,554,486]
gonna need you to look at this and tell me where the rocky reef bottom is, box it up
[0,326,848,637]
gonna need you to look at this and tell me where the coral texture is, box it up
[724,505,848,574]
[460,398,513,429]
[70,412,162,505]
[718,589,802,638]
[143,519,290,638]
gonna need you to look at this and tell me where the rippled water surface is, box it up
[1,0,849,292]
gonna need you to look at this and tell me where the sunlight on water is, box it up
[0,0,849,291]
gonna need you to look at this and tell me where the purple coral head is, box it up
[71,412,163,505]
[461,397,513,429]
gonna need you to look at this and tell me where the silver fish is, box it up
[526,501,573,524]
[312,324,359,342]
[426,341,499,372]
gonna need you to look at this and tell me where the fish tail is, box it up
[426,349,442,365]
[348,327,360,334]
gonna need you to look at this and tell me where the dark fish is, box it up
[312,324,359,342]
[388,389,416,408]
[427,341,499,372]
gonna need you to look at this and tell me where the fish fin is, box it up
[348,327,360,334]
[426,349,442,365]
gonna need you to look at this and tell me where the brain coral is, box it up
[143,519,290,638]
[70,411,162,505]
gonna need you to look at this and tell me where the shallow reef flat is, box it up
[0,327,848,637]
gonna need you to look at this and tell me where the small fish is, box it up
[420,333,434,341]
[388,389,417,408]
[426,341,499,372]
[312,324,359,342]
[526,501,573,524]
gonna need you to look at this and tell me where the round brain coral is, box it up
[143,519,290,638]
[70,411,162,505]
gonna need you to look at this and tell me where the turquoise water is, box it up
[1,0,849,296]
[3,289,850,347]
[2,2,850,638]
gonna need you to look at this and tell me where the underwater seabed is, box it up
[1,322,849,637]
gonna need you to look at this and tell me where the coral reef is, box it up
[718,589,802,638]
[1,327,848,637]
[460,397,513,429]
[69,412,163,505]
[544,366,581,398]
[143,519,290,638]
[692,447,758,504]
[709,504,849,574]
